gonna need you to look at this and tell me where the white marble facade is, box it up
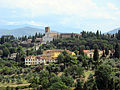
[42,32,53,44]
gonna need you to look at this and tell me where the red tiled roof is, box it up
[83,50,94,54]
[25,55,36,59]
[25,49,73,60]
[43,49,72,54]
[36,38,42,40]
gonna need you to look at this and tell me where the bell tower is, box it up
[45,27,50,33]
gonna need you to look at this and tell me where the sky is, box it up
[0,0,120,33]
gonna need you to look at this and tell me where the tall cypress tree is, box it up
[96,30,99,39]
[102,50,105,57]
[105,48,109,56]
[114,43,120,58]
[116,30,120,40]
[93,48,99,61]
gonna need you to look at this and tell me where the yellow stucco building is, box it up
[25,49,75,65]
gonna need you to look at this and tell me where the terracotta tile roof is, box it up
[27,39,32,41]
[43,49,72,54]
[83,50,94,54]
[25,55,36,59]
[25,49,73,60]
[36,38,42,41]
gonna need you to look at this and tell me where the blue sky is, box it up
[0,0,120,33]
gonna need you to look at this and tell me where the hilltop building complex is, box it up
[42,27,81,44]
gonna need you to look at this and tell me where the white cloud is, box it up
[116,12,120,15]
[92,12,116,20]
[107,3,118,10]
[0,0,97,17]
[0,0,119,33]
[26,21,47,26]
[0,0,110,18]
[0,20,17,25]
[0,0,119,20]
[0,20,47,26]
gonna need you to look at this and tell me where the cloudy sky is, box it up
[0,0,120,33]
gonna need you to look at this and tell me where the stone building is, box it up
[45,27,50,33]
[8,53,17,60]
[42,33,54,44]
[42,27,59,44]
[42,27,81,44]
[83,50,103,58]
[60,33,81,39]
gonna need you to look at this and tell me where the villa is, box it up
[25,49,75,65]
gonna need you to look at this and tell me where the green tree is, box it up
[32,36,35,42]
[16,46,25,62]
[48,81,71,90]
[26,50,32,56]
[41,77,49,89]
[93,48,99,61]
[35,32,38,38]
[37,46,43,55]
[50,76,61,84]
[114,43,120,58]
[9,47,16,53]
[74,50,78,55]
[102,50,105,57]
[76,67,84,78]
[62,50,68,56]
[83,74,97,90]
[75,78,83,90]
[39,70,49,78]
[79,46,84,56]
[61,75,74,87]
[3,47,10,57]
[0,50,3,57]
[86,46,90,50]
[95,64,112,90]
[105,48,109,56]
[57,53,64,64]
[96,30,99,39]
[116,30,120,40]
[77,55,84,62]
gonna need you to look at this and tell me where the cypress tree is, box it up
[102,50,105,57]
[114,43,120,58]
[96,30,99,39]
[105,48,109,56]
[32,36,35,42]
[116,30,120,40]
[93,48,99,61]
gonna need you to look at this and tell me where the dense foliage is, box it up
[0,31,120,89]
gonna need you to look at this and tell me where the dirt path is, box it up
[84,73,89,82]
[84,70,94,82]
[8,83,30,87]
[57,72,63,77]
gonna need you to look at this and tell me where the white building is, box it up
[42,32,53,44]
[25,55,57,65]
